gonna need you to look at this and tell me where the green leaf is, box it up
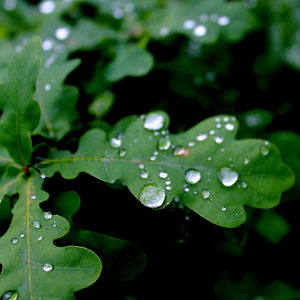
[104,44,154,82]
[0,165,19,202]
[0,169,102,299]
[34,52,80,140]
[52,191,147,281]
[0,36,41,166]
[88,90,115,119]
[38,112,294,228]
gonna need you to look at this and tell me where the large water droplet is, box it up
[11,238,18,244]
[159,171,168,179]
[144,113,164,130]
[32,221,41,229]
[157,138,171,150]
[201,189,210,198]
[225,123,234,131]
[110,138,122,148]
[42,263,54,272]
[140,169,149,179]
[1,291,18,300]
[118,149,126,157]
[218,167,238,187]
[214,136,224,143]
[43,211,52,220]
[196,133,208,141]
[260,145,269,156]
[138,184,165,208]
[184,169,201,184]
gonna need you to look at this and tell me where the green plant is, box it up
[0,1,299,299]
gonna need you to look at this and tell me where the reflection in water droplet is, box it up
[42,263,54,272]
[42,39,54,51]
[55,27,70,40]
[150,155,156,161]
[52,224,57,228]
[241,181,248,188]
[201,189,210,198]
[1,291,18,300]
[166,186,172,190]
[19,233,24,238]
[193,25,207,36]
[260,145,269,156]
[225,123,234,131]
[158,138,171,150]
[218,16,230,26]
[138,164,144,169]
[118,149,126,157]
[165,179,171,185]
[159,171,168,179]
[173,146,187,156]
[138,184,165,208]
[37,235,43,241]
[110,138,122,148]
[183,184,190,192]
[43,211,52,220]
[184,169,201,184]
[41,174,46,179]
[140,169,149,179]
[214,136,224,143]
[144,113,164,130]
[196,133,208,141]
[183,20,196,29]
[11,238,18,244]
[31,196,36,199]
[187,141,195,147]
[32,221,41,229]
[39,0,55,14]
[221,206,227,211]
[218,167,238,187]
[243,157,250,164]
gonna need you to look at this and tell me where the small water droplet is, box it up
[216,123,222,128]
[110,138,122,148]
[243,157,250,164]
[184,169,201,184]
[32,221,41,229]
[138,164,144,169]
[215,117,221,122]
[41,174,46,178]
[138,184,165,208]
[118,148,126,157]
[1,291,18,300]
[42,263,54,272]
[144,113,164,130]
[159,26,170,36]
[11,238,18,244]
[165,179,171,185]
[183,184,190,192]
[140,169,149,179]
[220,148,225,152]
[224,117,229,122]
[19,233,24,238]
[159,171,168,179]
[260,145,269,156]
[55,27,70,40]
[196,133,208,141]
[201,189,210,198]
[42,39,54,51]
[193,25,207,36]
[52,223,57,228]
[39,0,55,14]
[187,141,195,147]
[153,151,159,155]
[209,130,215,135]
[241,181,248,188]
[150,155,156,161]
[19,252,23,256]
[214,136,224,143]
[30,196,36,199]
[183,19,196,29]
[153,131,160,136]
[218,167,238,187]
[157,138,171,150]
[221,206,227,211]
[217,16,230,26]
[173,146,187,156]
[225,123,234,131]
[166,186,172,190]
[43,211,52,220]
[37,235,43,241]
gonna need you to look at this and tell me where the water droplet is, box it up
[216,123,222,128]
[174,197,179,202]
[214,136,224,143]
[196,133,207,141]
[110,138,122,148]
[187,141,195,147]
[138,164,144,169]
[208,157,212,161]
[183,20,196,29]
[55,27,70,40]
[37,235,43,241]
[140,169,149,179]
[224,117,229,122]
[124,2,135,13]
[1,291,18,300]
[173,146,187,156]
[193,25,207,36]
[39,0,55,14]
[19,252,23,256]
[138,184,165,208]
[260,145,269,156]
[220,148,225,152]
[243,157,250,164]
[144,113,164,130]
[201,189,210,198]
[41,174,46,179]
[42,39,54,51]
[52,223,57,228]
[11,238,18,244]
[159,171,168,179]
[43,211,52,220]
[160,26,170,36]
[19,233,24,238]
[183,184,190,192]
[210,130,215,135]
[218,167,239,187]
[225,123,234,131]
[165,179,171,185]
[113,8,124,19]
[221,206,227,211]
[166,186,172,190]
[153,151,159,155]
[42,263,54,272]
[32,221,41,229]
[150,155,156,161]
[158,138,171,150]
[184,169,201,184]
[30,196,36,199]
[153,131,160,136]
[118,149,126,157]
[241,181,248,188]
[217,16,230,26]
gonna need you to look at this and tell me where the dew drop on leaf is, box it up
[201,189,210,198]
[43,211,52,220]
[214,136,224,143]
[193,25,207,36]
[243,157,250,164]
[159,171,168,178]
[55,27,70,40]
[221,206,227,211]
[157,137,171,150]
[110,138,122,148]
[166,186,172,190]
[225,123,234,131]
[183,184,190,192]
[218,16,230,26]
[150,155,156,161]
[187,141,195,147]
[196,133,208,141]
[42,263,54,272]
[41,174,46,179]
[218,167,239,187]
[138,164,144,169]
[260,145,269,156]
[37,235,43,241]
[30,196,36,199]
[173,146,186,156]
[165,179,171,185]
[118,148,126,157]
[143,113,164,130]
[19,233,24,238]
[138,184,165,208]
[52,224,57,228]
[11,238,18,244]
[184,169,201,184]
[1,291,18,300]
[241,181,248,188]
[32,221,41,229]
[38,0,55,14]
[140,169,149,179]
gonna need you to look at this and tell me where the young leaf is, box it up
[0,169,102,299]
[52,191,147,281]
[38,112,294,228]
[0,36,41,166]
[0,165,19,202]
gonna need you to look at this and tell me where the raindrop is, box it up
[19,233,24,238]
[241,181,248,188]
[1,291,18,300]
[220,148,225,152]
[173,146,187,156]
[221,206,227,211]
[196,133,208,141]
[183,20,196,29]
[32,221,41,229]
[55,28,70,40]
[41,174,46,179]
[159,171,168,179]
[201,189,210,198]
[157,137,171,150]
[144,113,164,130]
[37,235,43,241]
[165,179,171,185]
[184,169,201,184]
[217,16,230,26]
[225,123,234,131]
[118,149,126,157]
[209,130,215,135]
[52,224,57,228]
[42,39,54,51]
[39,0,55,14]
[110,138,122,148]
[193,25,207,36]
[218,167,238,187]
[160,27,170,36]
[43,211,52,220]
[138,164,144,169]
[113,9,124,19]
[19,252,23,256]
[243,157,250,164]
[166,186,172,190]
[42,263,54,272]
[260,145,269,156]
[11,238,18,244]
[216,123,222,128]
[30,196,36,199]
[214,136,224,143]
[150,155,156,161]
[208,157,212,161]
[187,141,195,147]
[224,117,229,122]
[153,151,159,155]
[140,169,149,179]
[138,184,165,208]
[183,184,190,192]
